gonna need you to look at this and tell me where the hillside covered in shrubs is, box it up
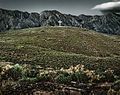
[0,27,120,95]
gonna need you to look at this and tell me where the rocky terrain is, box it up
[0,8,120,35]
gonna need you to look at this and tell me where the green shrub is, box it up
[55,73,72,84]
[1,64,23,81]
[24,69,38,78]
[71,71,89,83]
[23,65,39,78]
[57,71,70,76]
[101,70,115,82]
[37,73,52,82]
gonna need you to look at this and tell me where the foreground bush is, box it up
[55,73,72,84]
[70,71,89,83]
[1,64,23,81]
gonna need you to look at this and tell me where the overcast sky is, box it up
[0,0,111,15]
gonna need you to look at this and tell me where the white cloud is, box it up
[92,1,120,13]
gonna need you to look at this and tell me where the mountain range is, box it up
[0,8,120,35]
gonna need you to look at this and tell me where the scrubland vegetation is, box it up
[0,27,120,95]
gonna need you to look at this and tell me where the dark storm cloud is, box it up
[0,0,111,15]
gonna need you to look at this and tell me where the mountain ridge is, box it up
[0,8,120,35]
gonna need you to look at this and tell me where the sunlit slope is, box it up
[0,27,120,69]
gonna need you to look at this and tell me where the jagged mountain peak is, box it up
[40,10,63,19]
[41,10,62,14]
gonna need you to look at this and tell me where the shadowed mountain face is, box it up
[0,8,120,35]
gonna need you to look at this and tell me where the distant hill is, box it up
[0,8,120,35]
[0,27,120,70]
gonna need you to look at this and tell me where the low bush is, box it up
[37,73,53,82]
[55,71,72,84]
[70,71,89,83]
[1,64,23,81]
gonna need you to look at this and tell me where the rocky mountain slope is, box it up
[0,8,120,35]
